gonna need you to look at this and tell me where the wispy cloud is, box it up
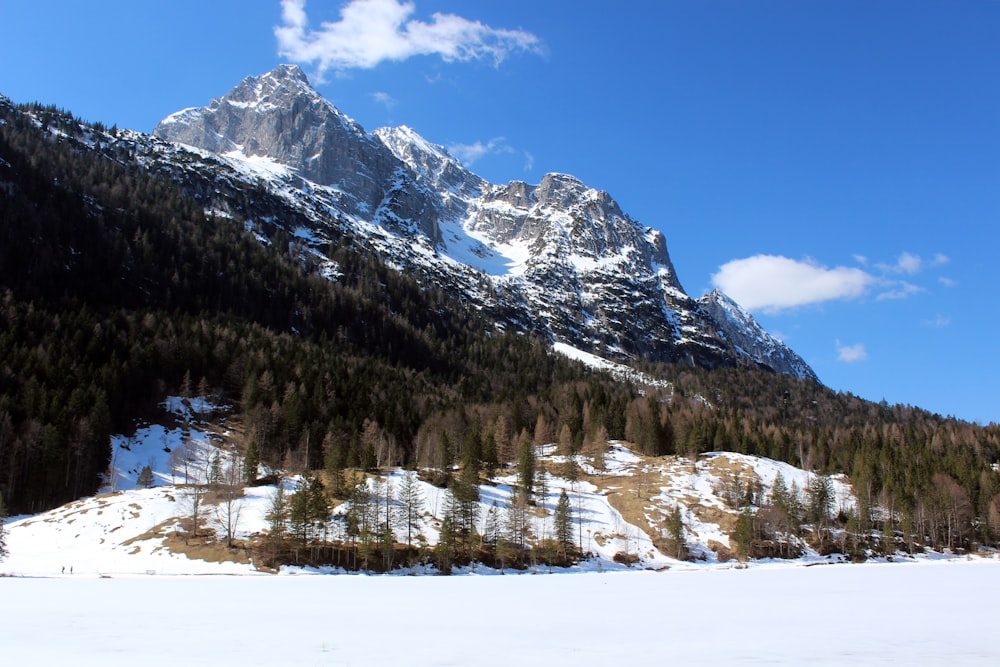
[939,276,958,288]
[275,0,543,77]
[370,91,398,110]
[836,340,868,363]
[877,251,950,276]
[876,281,924,301]
[710,255,873,313]
[522,150,535,172]
[447,137,515,166]
[923,315,951,328]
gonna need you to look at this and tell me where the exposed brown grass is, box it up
[576,451,747,560]
[119,516,254,565]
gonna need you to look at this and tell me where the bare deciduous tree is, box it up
[212,449,245,549]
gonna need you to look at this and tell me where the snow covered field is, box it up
[4,396,999,665]
[3,559,998,666]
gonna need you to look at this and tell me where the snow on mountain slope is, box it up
[146,65,818,379]
[698,289,816,380]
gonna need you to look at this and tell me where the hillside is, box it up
[1,92,999,556]
[2,396,855,575]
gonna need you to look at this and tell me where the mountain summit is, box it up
[154,65,816,380]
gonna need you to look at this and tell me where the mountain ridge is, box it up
[153,64,817,381]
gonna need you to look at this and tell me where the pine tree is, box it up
[450,463,481,554]
[733,508,754,562]
[306,475,331,544]
[347,479,377,571]
[517,434,535,503]
[288,479,311,544]
[136,465,155,489]
[504,495,531,561]
[266,482,288,545]
[553,489,574,561]
[534,462,550,507]
[664,504,686,560]
[244,439,260,484]
[395,470,425,548]
[436,429,453,472]
[208,452,222,489]
[435,513,456,574]
[807,474,835,542]
[771,472,790,510]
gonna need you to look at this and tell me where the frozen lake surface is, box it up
[3,558,998,666]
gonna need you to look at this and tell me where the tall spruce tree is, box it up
[266,482,288,546]
[435,508,457,574]
[395,470,425,548]
[517,435,536,503]
[553,489,574,561]
[807,474,835,541]
[733,508,754,562]
[451,463,481,546]
[244,439,260,484]
[664,504,686,560]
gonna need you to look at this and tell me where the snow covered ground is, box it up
[4,396,1000,664]
[0,397,941,577]
[2,559,998,666]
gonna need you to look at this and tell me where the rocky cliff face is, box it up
[154,64,441,242]
[152,65,817,381]
[697,290,815,380]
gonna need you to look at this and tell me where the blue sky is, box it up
[2,1,998,424]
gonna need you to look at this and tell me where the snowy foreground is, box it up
[3,560,999,666]
[4,396,999,664]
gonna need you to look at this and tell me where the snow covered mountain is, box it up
[152,64,815,379]
[697,289,815,381]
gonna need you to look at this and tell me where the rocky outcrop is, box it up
[697,289,816,380]
[154,64,441,242]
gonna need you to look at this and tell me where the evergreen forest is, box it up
[1,98,999,559]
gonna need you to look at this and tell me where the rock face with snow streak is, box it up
[154,64,441,241]
[152,65,816,380]
[697,289,815,379]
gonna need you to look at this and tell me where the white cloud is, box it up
[895,251,923,275]
[710,255,874,313]
[931,253,950,266]
[523,150,535,172]
[275,0,543,76]
[939,276,958,288]
[836,340,868,363]
[447,137,514,166]
[370,91,398,109]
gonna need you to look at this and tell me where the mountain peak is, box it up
[266,63,309,83]
[698,289,817,381]
[374,124,486,220]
